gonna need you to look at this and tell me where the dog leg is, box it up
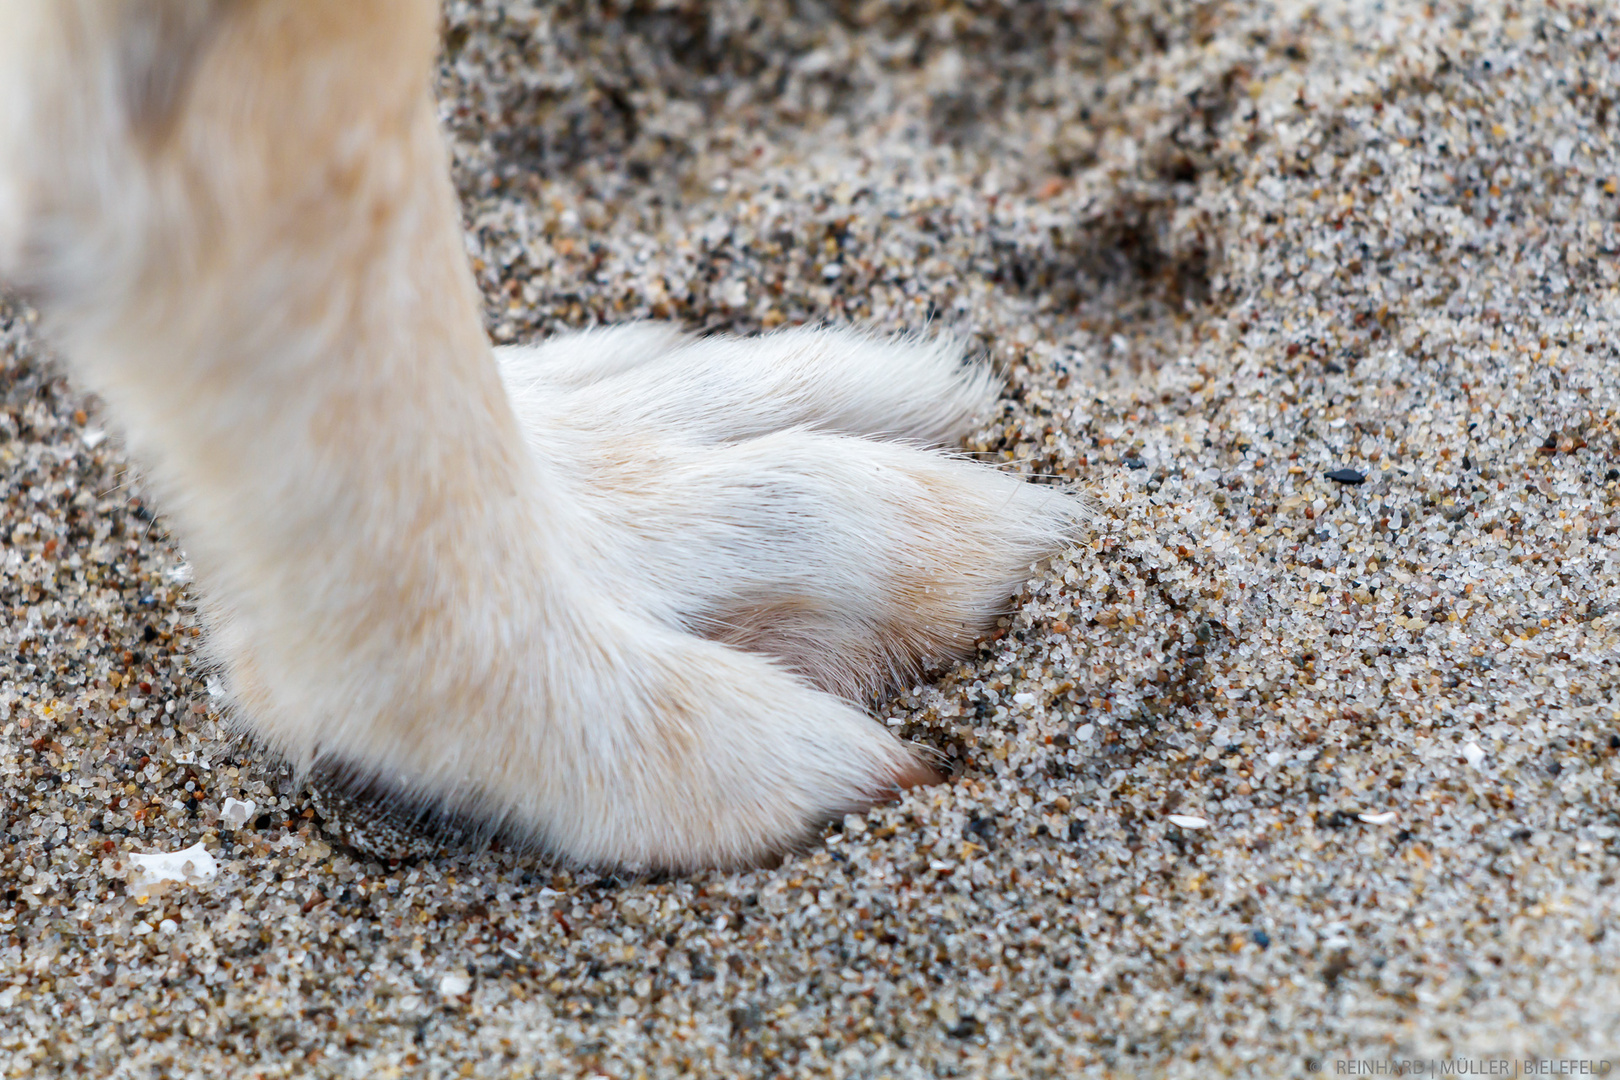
[0,0,1076,869]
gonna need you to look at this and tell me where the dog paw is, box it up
[505,326,1084,700]
[298,326,1077,870]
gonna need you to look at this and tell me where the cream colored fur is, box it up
[0,0,1080,870]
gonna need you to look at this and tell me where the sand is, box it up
[2,0,1618,1075]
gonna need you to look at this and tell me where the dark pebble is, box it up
[1325,468,1366,484]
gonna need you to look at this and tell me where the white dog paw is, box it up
[304,329,1077,867]
[505,326,1083,701]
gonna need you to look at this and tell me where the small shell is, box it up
[127,843,218,889]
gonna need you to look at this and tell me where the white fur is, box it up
[0,1,1081,870]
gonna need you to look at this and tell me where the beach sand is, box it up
[2,0,1617,1075]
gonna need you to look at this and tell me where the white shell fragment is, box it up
[439,972,472,998]
[127,843,218,890]
[1461,742,1486,770]
[220,798,256,829]
[1167,814,1210,829]
[1357,811,1399,826]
